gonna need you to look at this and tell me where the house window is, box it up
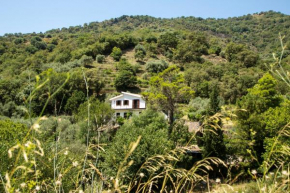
[133,99,140,109]
[116,100,121,106]
[123,100,129,106]
[116,113,120,117]
[124,112,128,118]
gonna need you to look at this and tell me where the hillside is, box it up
[1,10,290,193]
[1,11,290,115]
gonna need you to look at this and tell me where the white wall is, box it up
[114,110,142,118]
[111,94,146,109]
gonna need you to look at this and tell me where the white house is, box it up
[109,92,146,118]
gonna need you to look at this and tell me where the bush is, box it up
[188,97,210,121]
[145,60,168,73]
[110,47,122,61]
[79,55,94,67]
[134,44,146,61]
[96,54,105,63]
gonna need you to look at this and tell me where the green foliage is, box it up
[64,91,86,114]
[1,12,290,192]
[208,83,220,115]
[46,43,56,52]
[188,97,210,121]
[158,32,179,52]
[134,44,146,61]
[79,55,94,67]
[116,58,136,74]
[236,73,282,161]
[102,109,173,180]
[14,38,24,45]
[145,59,168,73]
[110,47,122,61]
[225,42,259,67]
[0,119,29,174]
[96,54,105,63]
[261,101,290,163]
[74,98,113,142]
[143,65,194,125]
[203,128,226,159]
[170,120,193,146]
[25,45,38,54]
[114,70,137,90]
[173,33,209,64]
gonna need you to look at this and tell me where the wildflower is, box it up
[73,161,78,167]
[265,175,270,179]
[238,157,243,162]
[251,169,257,175]
[261,186,266,191]
[110,177,113,180]
[139,173,145,178]
[35,185,40,191]
[64,150,68,155]
[15,189,20,193]
[58,173,63,178]
[282,170,288,175]
[58,118,62,122]
[24,141,32,147]
[40,116,48,120]
[20,183,26,188]
[231,161,235,165]
[135,180,137,185]
[32,123,40,130]
[79,190,84,193]
[55,180,61,186]
[216,178,221,183]
[270,172,274,175]
[170,190,173,193]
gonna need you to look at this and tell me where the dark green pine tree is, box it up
[200,117,226,159]
[208,83,220,115]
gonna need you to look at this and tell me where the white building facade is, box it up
[109,92,146,118]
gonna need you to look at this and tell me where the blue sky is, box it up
[1,0,290,35]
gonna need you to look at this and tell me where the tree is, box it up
[64,91,86,114]
[143,65,194,125]
[200,116,226,159]
[114,70,137,90]
[158,32,179,52]
[261,100,290,164]
[236,73,282,161]
[76,98,113,130]
[208,83,220,115]
[173,33,209,64]
[102,110,173,181]
[110,47,122,61]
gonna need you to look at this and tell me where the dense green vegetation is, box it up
[0,11,290,192]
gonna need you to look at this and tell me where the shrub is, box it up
[134,44,146,61]
[145,59,168,73]
[96,54,105,63]
[110,47,122,61]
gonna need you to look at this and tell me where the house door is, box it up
[133,99,140,109]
